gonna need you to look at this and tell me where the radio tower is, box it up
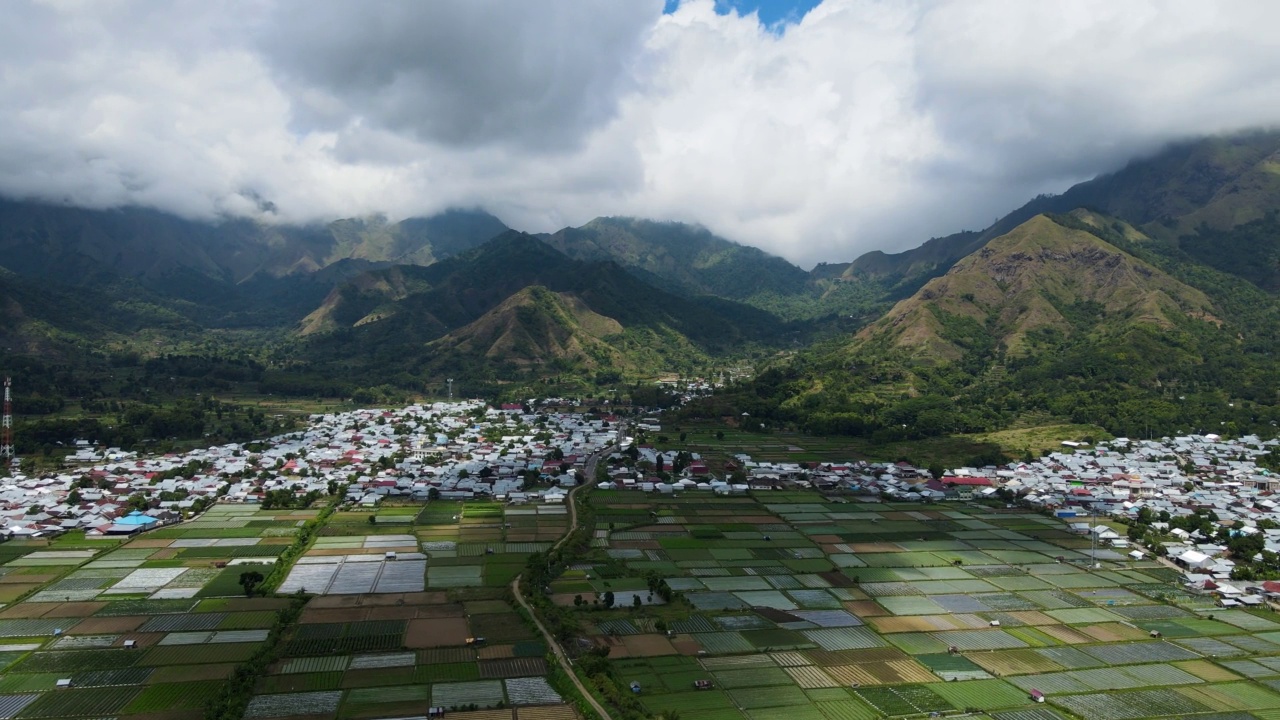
[1,378,13,462]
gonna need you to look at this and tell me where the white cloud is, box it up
[2,0,1280,268]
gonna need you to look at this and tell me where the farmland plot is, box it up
[505,676,563,705]
[244,690,343,717]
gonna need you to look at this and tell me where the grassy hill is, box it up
[855,214,1218,360]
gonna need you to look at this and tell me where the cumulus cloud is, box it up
[2,0,1280,267]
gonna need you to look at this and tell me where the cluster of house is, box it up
[0,401,622,538]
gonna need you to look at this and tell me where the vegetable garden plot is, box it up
[211,629,269,643]
[876,596,946,615]
[52,634,117,649]
[0,694,38,719]
[853,685,952,716]
[348,651,415,669]
[0,619,65,637]
[931,629,1028,651]
[328,559,380,594]
[1223,634,1280,653]
[139,611,225,632]
[1117,663,1203,686]
[140,642,262,665]
[1070,668,1148,691]
[702,655,777,670]
[345,685,431,705]
[1215,611,1280,632]
[373,559,427,593]
[992,708,1070,720]
[280,655,350,673]
[1188,681,1280,711]
[1051,688,1209,720]
[1044,607,1123,624]
[884,633,948,655]
[70,666,152,687]
[480,658,547,679]
[713,667,793,688]
[930,594,991,613]
[277,562,339,594]
[703,577,772,592]
[505,677,562,705]
[98,598,197,615]
[694,632,754,654]
[158,631,212,645]
[1035,646,1105,669]
[925,679,1030,711]
[18,648,139,673]
[244,690,343,718]
[596,620,640,635]
[664,578,705,591]
[802,627,886,651]
[859,582,920,597]
[788,590,842,609]
[688,593,748,611]
[433,679,506,708]
[729,684,811,709]
[1021,590,1092,610]
[792,610,861,628]
[124,679,222,712]
[17,686,139,718]
[1110,604,1190,620]
[1080,641,1199,665]
[734,591,797,610]
[1006,673,1092,694]
[428,565,483,588]
[986,576,1054,591]
[669,616,717,633]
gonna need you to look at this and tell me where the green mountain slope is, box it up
[844,129,1280,297]
[422,286,626,371]
[856,214,1218,360]
[296,232,790,390]
[541,217,809,300]
[0,199,507,284]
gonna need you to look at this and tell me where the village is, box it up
[3,399,1280,606]
[0,400,621,538]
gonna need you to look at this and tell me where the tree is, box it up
[602,591,615,609]
[238,570,265,597]
[427,487,440,501]
[632,594,642,609]
[574,594,583,607]
[715,430,725,441]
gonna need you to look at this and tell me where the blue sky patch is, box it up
[664,0,822,29]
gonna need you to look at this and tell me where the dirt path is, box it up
[511,437,617,720]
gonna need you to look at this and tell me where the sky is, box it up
[2,1,1280,269]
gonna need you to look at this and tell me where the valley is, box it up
[0,401,1278,720]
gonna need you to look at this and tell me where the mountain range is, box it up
[5,130,1280,444]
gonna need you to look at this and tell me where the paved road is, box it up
[511,437,618,720]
